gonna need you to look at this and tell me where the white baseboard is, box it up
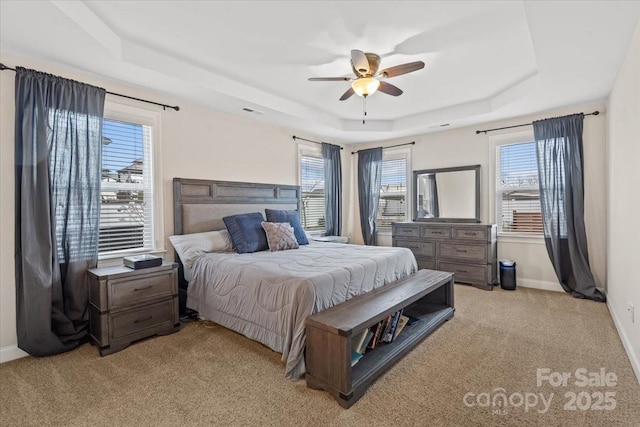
[517,278,564,292]
[0,345,29,363]
[607,299,640,384]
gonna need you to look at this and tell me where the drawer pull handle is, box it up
[433,231,443,234]
[134,316,153,324]
[134,286,153,292]
[458,270,468,273]
[456,249,468,253]
[464,232,476,236]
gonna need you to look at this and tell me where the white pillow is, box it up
[168,230,234,281]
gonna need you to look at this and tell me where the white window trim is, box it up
[377,146,412,235]
[297,144,325,236]
[298,144,322,164]
[488,129,543,240]
[99,102,164,264]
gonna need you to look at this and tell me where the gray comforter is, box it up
[187,241,418,378]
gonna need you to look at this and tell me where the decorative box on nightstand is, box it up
[88,261,180,356]
[310,235,349,244]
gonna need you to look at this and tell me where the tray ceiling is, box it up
[1,1,639,143]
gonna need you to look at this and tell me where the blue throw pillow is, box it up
[264,209,309,245]
[222,212,268,254]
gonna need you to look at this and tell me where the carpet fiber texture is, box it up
[1,285,639,426]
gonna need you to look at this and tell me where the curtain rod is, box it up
[351,141,415,155]
[0,63,180,111]
[292,135,343,150]
[475,111,599,135]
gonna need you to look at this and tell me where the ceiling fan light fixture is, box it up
[351,77,380,97]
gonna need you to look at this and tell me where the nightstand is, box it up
[310,235,349,244]
[88,261,180,356]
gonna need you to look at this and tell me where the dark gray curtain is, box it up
[357,147,383,245]
[322,142,342,236]
[15,67,106,355]
[533,113,605,302]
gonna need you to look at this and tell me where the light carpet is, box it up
[1,285,639,426]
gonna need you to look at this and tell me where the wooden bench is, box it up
[305,269,455,408]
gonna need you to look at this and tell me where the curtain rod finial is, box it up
[593,111,599,116]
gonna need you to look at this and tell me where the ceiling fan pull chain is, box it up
[363,97,367,124]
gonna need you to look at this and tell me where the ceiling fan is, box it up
[309,49,425,101]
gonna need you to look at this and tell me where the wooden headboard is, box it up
[173,178,301,235]
[172,178,301,314]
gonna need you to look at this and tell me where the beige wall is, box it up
[351,102,607,294]
[0,51,611,359]
[606,21,640,380]
[0,53,353,355]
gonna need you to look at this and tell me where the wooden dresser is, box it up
[88,261,180,355]
[392,222,497,290]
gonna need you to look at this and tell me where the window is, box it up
[496,141,543,234]
[300,153,325,231]
[376,155,408,229]
[99,116,155,255]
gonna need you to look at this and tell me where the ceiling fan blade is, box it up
[309,77,351,81]
[379,61,425,78]
[339,87,355,101]
[350,49,370,76]
[365,53,381,75]
[378,81,403,96]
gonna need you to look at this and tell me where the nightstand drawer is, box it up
[438,242,486,261]
[109,271,176,310]
[88,262,180,356]
[111,300,174,341]
[395,239,435,257]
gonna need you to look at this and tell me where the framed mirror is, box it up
[413,165,480,223]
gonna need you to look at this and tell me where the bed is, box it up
[172,178,418,378]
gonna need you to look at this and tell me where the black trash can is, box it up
[500,260,517,290]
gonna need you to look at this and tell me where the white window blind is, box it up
[496,141,543,234]
[99,119,154,254]
[300,154,326,231]
[377,156,408,228]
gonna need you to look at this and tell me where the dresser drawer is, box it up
[438,242,486,261]
[392,223,497,290]
[393,225,420,238]
[110,299,174,341]
[438,261,487,285]
[416,257,436,270]
[421,227,451,239]
[109,271,176,310]
[452,227,487,241]
[395,239,435,257]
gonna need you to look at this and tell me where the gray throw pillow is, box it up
[261,222,299,252]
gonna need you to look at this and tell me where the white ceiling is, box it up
[1,1,639,143]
